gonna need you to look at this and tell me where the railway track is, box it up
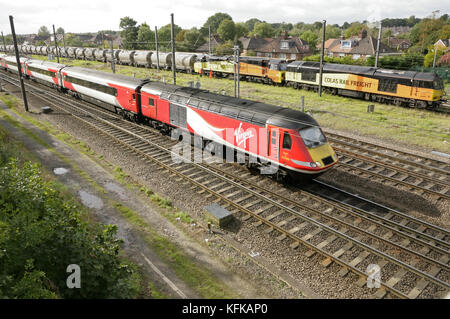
[1,72,449,299]
[324,131,450,201]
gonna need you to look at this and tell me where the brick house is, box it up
[240,32,312,60]
[434,39,450,51]
[386,37,411,51]
[195,34,224,53]
[319,30,399,60]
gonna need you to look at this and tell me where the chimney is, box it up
[281,30,287,39]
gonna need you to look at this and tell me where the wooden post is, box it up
[9,16,29,112]
[170,13,176,85]
[318,20,326,97]
[301,96,305,112]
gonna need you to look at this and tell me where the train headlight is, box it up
[315,161,322,167]
[310,162,317,168]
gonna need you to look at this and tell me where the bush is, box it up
[0,157,140,298]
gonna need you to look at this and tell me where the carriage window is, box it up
[149,98,155,106]
[282,132,292,150]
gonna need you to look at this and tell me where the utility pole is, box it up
[9,15,29,112]
[375,22,382,68]
[1,32,6,52]
[170,13,176,85]
[155,26,160,72]
[318,20,326,97]
[52,24,60,63]
[234,45,240,98]
[208,25,211,55]
[432,47,437,69]
[110,39,115,73]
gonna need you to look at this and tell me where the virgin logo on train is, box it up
[234,123,255,148]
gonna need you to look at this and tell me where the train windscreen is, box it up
[299,127,326,148]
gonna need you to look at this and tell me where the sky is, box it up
[0,0,448,35]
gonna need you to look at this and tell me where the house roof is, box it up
[435,39,450,48]
[325,36,397,55]
[257,37,310,54]
[239,35,310,55]
[387,37,411,48]
[239,36,273,51]
[195,34,223,52]
[437,53,450,66]
[317,38,340,50]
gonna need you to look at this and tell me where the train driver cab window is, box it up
[299,126,326,149]
[149,98,155,106]
[282,132,292,150]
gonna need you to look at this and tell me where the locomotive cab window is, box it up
[299,126,326,149]
[434,79,444,90]
[282,132,292,150]
[149,98,155,106]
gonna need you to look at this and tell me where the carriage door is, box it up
[268,127,280,162]
[411,80,419,98]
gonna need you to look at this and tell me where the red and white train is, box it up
[0,55,338,180]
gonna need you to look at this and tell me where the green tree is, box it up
[202,12,233,34]
[137,23,155,50]
[215,40,234,55]
[253,22,275,38]
[179,27,204,51]
[65,33,83,47]
[271,22,294,36]
[313,21,323,30]
[56,27,64,35]
[218,19,235,41]
[156,24,182,51]
[120,16,139,49]
[37,26,50,37]
[300,30,318,48]
[325,25,341,40]
[408,17,449,48]
[234,22,249,39]
[345,22,365,38]
[439,24,450,40]
[245,18,261,32]
[424,46,445,67]
[0,158,140,299]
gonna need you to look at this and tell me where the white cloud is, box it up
[0,0,448,34]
